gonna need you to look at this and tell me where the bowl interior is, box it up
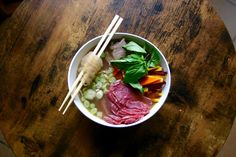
[68,33,171,127]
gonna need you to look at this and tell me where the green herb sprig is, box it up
[111,41,160,93]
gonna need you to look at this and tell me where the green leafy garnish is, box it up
[129,82,144,93]
[122,41,147,54]
[123,62,147,83]
[111,54,147,92]
[111,54,144,71]
[111,41,161,93]
[147,48,160,68]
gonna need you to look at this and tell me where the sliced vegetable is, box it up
[144,88,148,93]
[96,111,103,118]
[96,90,103,99]
[113,67,120,76]
[89,103,95,109]
[148,66,162,72]
[83,100,90,108]
[108,77,116,83]
[107,67,114,73]
[149,71,167,76]
[113,67,123,80]
[84,89,96,100]
[80,96,86,102]
[144,91,162,99]
[144,81,166,91]
[90,108,97,114]
[152,98,160,103]
[144,90,162,103]
[149,78,164,84]
[139,75,163,86]
[95,82,103,89]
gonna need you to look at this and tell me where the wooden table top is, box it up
[0,0,236,156]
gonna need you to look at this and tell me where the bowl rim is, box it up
[68,32,171,128]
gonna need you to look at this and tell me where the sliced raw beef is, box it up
[104,80,152,125]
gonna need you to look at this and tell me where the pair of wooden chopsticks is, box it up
[59,15,123,115]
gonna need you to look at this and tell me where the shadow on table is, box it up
[91,115,174,157]
[0,0,22,23]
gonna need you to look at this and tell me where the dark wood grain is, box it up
[0,0,235,156]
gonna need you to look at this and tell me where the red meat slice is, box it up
[104,80,152,125]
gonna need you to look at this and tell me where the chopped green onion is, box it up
[95,82,103,89]
[89,103,95,109]
[83,100,90,108]
[100,78,106,83]
[95,76,102,83]
[107,67,114,73]
[80,96,86,102]
[102,83,108,91]
[108,77,116,83]
[104,74,109,80]
[84,89,96,100]
[90,108,97,114]
[103,88,108,93]
[108,73,113,78]
[96,111,103,118]
[96,90,103,99]
[91,82,97,89]
[80,66,117,114]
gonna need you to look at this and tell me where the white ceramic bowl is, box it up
[68,32,171,128]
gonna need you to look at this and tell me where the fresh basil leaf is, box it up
[143,43,146,51]
[147,48,160,68]
[124,63,147,83]
[126,54,143,61]
[111,60,137,70]
[129,82,144,93]
[110,54,144,70]
[123,41,147,54]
